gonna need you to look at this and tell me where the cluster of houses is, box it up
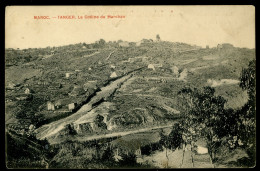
[6,82,34,101]
[216,43,234,50]
[47,101,76,112]
[46,78,99,113]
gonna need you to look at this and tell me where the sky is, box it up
[5,6,255,49]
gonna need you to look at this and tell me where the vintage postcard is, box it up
[5,5,255,168]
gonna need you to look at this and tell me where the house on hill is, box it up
[217,44,223,50]
[65,73,70,78]
[222,43,234,49]
[119,41,130,47]
[136,41,142,46]
[47,101,55,111]
[110,72,117,78]
[148,64,155,70]
[68,103,76,112]
[24,88,33,94]
[50,50,56,55]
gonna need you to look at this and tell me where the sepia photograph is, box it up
[5,5,256,168]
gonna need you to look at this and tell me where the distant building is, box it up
[136,41,142,46]
[110,72,117,78]
[119,41,130,47]
[66,73,71,78]
[29,124,35,131]
[222,43,234,49]
[135,147,142,156]
[148,64,155,70]
[68,103,76,111]
[217,44,223,50]
[47,102,55,111]
[50,50,55,55]
[24,88,31,94]
[217,43,233,50]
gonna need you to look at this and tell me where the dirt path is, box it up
[105,50,116,60]
[48,123,177,145]
[180,144,214,168]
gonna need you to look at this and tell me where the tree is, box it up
[177,86,227,159]
[237,59,256,166]
[159,125,183,168]
[159,132,171,161]
[101,146,115,163]
[117,153,140,168]
[240,60,256,102]
[99,39,106,48]
[94,115,107,129]
[168,124,183,150]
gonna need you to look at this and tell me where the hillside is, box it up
[5,40,255,168]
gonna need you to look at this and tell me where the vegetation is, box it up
[5,38,255,168]
[174,59,256,167]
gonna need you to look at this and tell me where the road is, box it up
[48,122,178,145]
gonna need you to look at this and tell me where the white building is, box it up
[24,88,31,94]
[148,64,155,70]
[65,73,70,78]
[119,41,130,47]
[68,103,76,111]
[29,124,35,131]
[47,102,55,111]
[110,72,117,78]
